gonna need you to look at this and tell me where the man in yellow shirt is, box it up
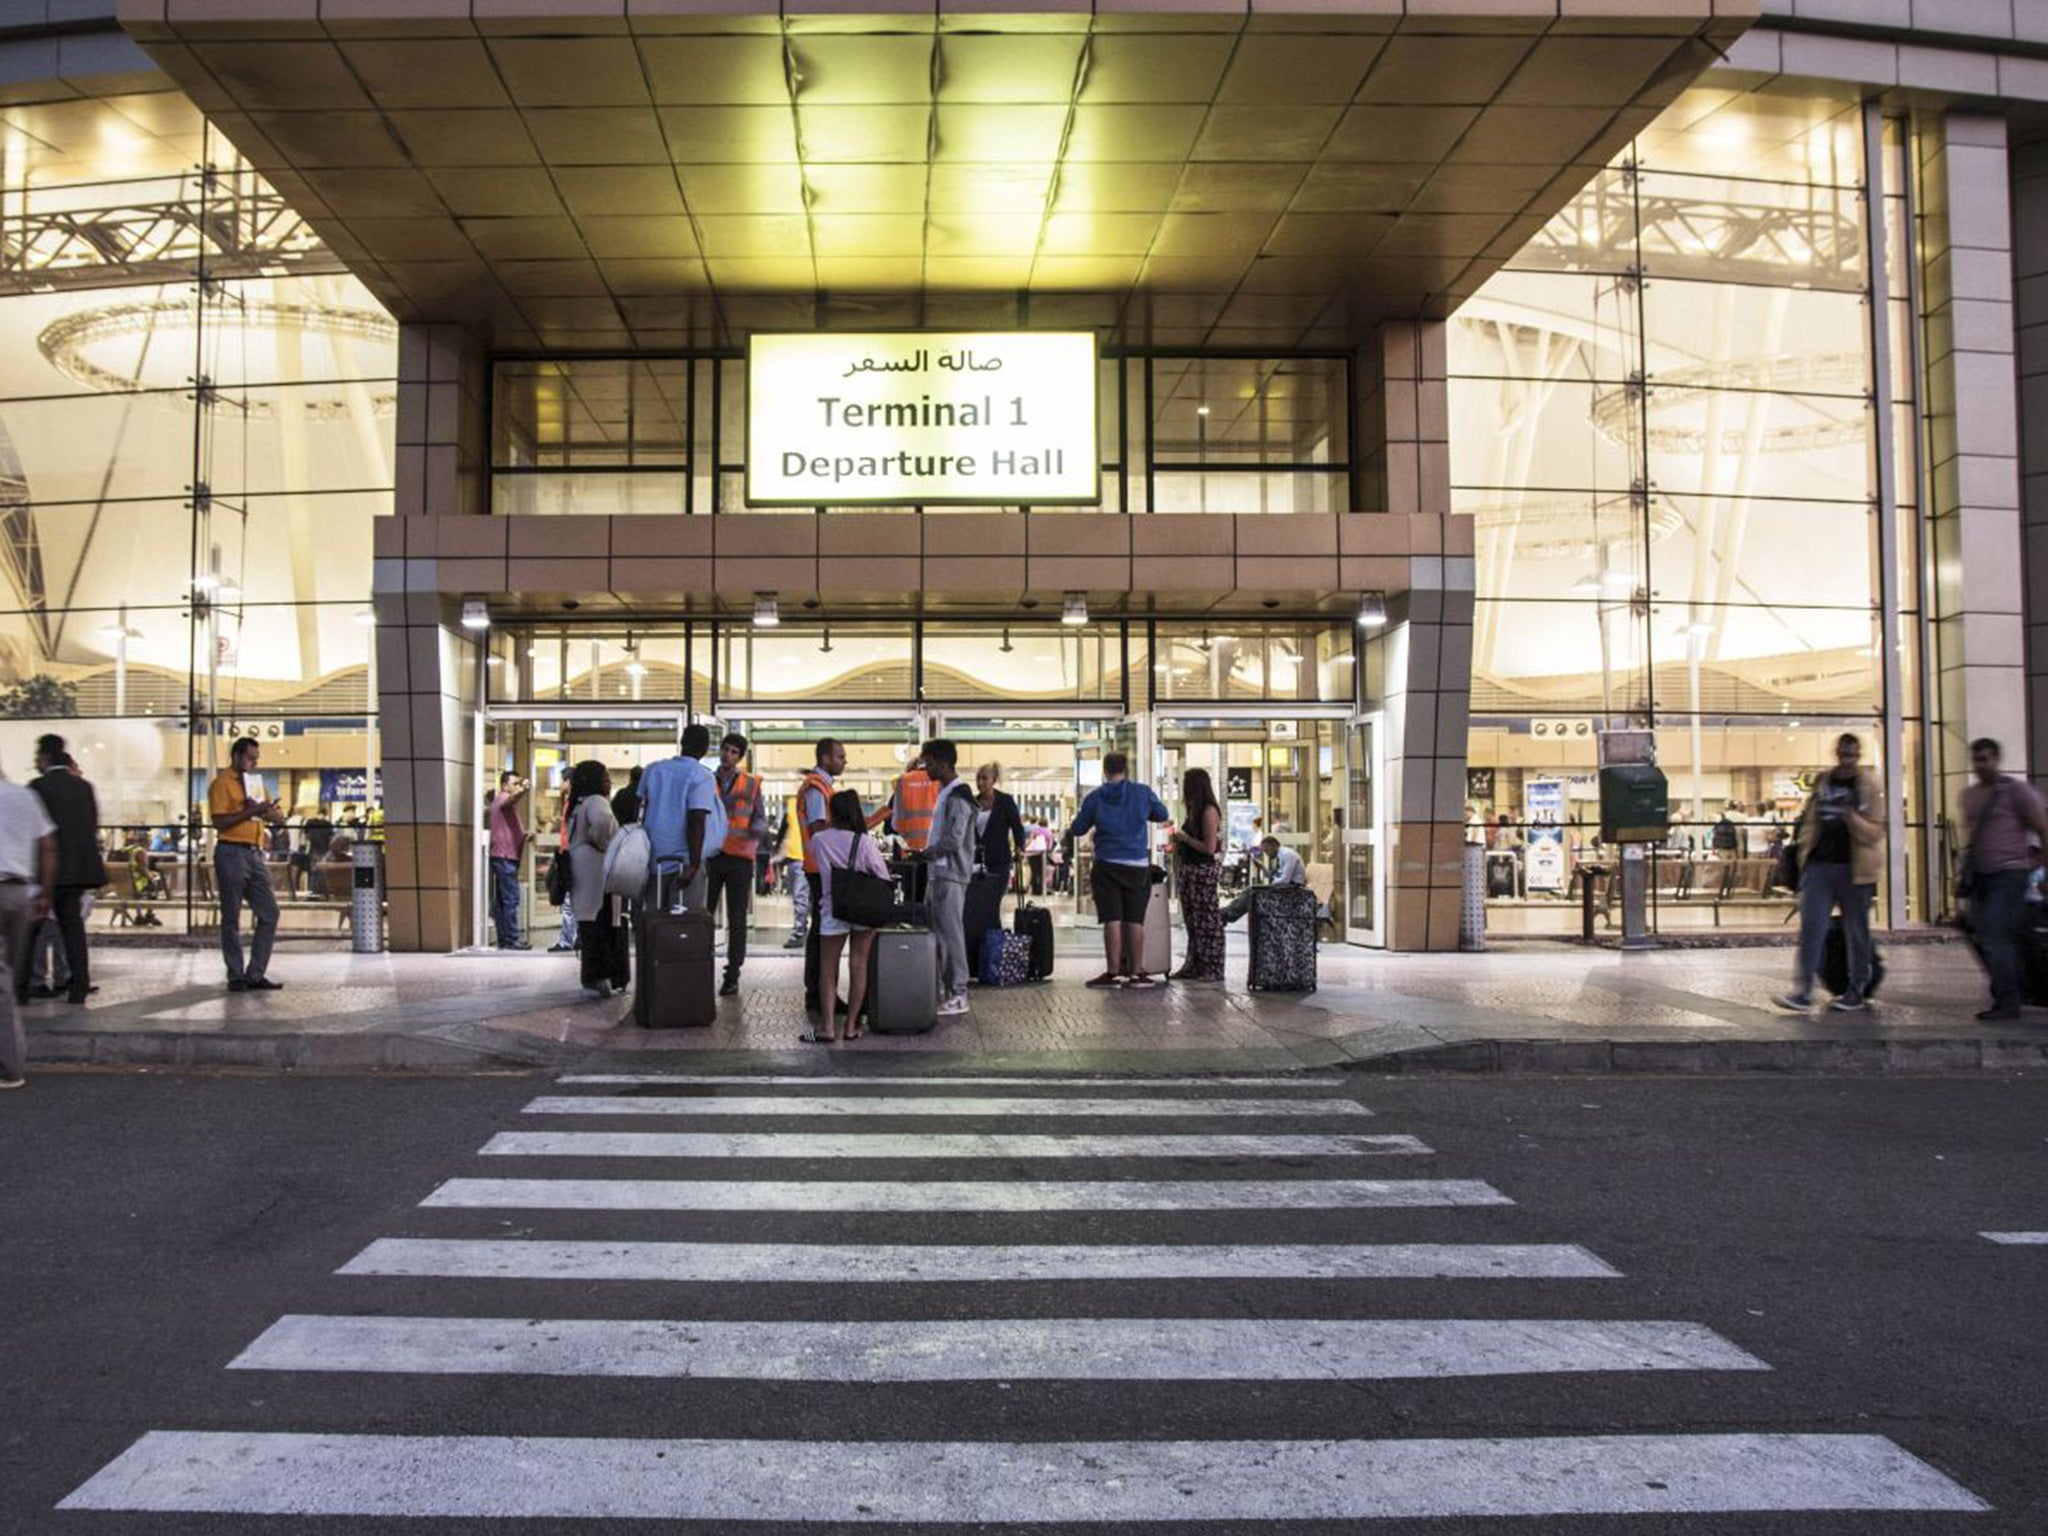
[208,735,285,992]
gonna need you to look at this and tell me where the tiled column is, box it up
[378,322,488,951]
[2016,135,2048,794]
[1362,320,1474,953]
[1918,115,2027,826]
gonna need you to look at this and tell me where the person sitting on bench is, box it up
[1222,835,1308,924]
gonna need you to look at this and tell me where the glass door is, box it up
[1345,713,1383,947]
[476,707,686,949]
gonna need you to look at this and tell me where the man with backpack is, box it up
[1775,733,1884,1015]
[1959,737,2048,1021]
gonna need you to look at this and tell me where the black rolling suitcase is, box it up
[866,928,940,1034]
[1013,901,1055,981]
[633,909,717,1028]
[1820,918,1884,999]
[963,870,1006,981]
[1247,884,1319,993]
[888,856,929,906]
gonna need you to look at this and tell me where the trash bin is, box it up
[1459,843,1486,952]
[350,840,384,954]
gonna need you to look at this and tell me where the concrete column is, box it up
[377,322,488,952]
[2015,133,2048,796]
[1362,319,1474,952]
[1919,114,2026,828]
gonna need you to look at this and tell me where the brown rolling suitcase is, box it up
[633,907,717,1029]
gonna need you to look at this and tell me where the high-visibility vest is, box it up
[798,769,835,875]
[892,769,939,852]
[717,770,761,858]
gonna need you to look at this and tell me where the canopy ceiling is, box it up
[123,0,1751,350]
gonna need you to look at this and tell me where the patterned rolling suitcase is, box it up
[865,928,940,1034]
[633,909,718,1028]
[978,928,1033,988]
[1247,883,1319,993]
[1013,902,1055,981]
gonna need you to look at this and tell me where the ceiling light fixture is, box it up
[461,600,490,630]
[1061,592,1088,626]
[753,592,780,628]
[1355,592,1387,629]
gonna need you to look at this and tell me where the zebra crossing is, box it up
[61,1072,1988,1524]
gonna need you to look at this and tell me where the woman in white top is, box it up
[803,788,889,1044]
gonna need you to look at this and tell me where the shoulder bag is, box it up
[831,836,901,929]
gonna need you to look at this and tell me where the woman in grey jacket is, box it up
[564,759,629,999]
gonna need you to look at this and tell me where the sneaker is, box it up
[1085,971,1124,989]
[1828,995,1869,1013]
[1773,992,1814,1012]
[719,976,740,998]
[547,941,574,953]
[782,934,805,950]
[1125,972,1163,990]
[936,995,969,1017]
[582,982,612,1000]
[0,1074,24,1090]
[499,940,532,952]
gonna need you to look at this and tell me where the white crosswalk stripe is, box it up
[421,1176,1512,1212]
[63,1431,1986,1520]
[1981,1231,2048,1244]
[481,1130,1427,1158]
[338,1236,1621,1283]
[522,1093,1375,1118]
[231,1315,1768,1381]
[61,1072,1988,1524]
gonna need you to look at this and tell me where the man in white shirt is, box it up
[0,753,58,1089]
[1222,835,1308,925]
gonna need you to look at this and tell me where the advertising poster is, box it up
[1524,777,1568,893]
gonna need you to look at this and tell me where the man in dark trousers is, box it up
[26,735,105,1006]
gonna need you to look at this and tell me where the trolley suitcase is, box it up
[866,928,940,1034]
[1820,917,1885,999]
[963,870,1006,981]
[1247,883,1319,993]
[633,909,717,1028]
[1140,873,1173,977]
[1013,902,1055,980]
[979,928,1032,988]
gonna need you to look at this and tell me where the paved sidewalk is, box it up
[16,929,2048,1075]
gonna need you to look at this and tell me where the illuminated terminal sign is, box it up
[746,331,1098,506]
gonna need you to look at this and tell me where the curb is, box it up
[1341,1035,2048,1074]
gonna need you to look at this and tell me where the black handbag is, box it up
[831,839,899,928]
[547,850,571,908]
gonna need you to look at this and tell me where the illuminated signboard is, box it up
[746,331,1099,506]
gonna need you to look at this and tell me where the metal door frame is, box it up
[1345,711,1385,948]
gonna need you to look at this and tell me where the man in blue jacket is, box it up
[1068,751,1170,988]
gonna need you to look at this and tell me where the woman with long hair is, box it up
[1167,766,1225,981]
[562,758,629,998]
[803,788,887,1043]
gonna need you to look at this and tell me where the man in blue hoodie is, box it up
[1068,750,1170,988]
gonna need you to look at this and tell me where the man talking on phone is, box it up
[209,735,286,991]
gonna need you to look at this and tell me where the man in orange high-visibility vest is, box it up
[798,737,847,1016]
[709,731,769,998]
[873,758,939,850]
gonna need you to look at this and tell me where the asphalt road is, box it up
[2,1068,2043,1534]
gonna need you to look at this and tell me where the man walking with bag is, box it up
[1775,732,1884,1014]
[1959,737,2048,1021]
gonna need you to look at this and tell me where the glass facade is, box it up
[0,96,395,933]
[1453,84,1921,935]
[491,353,1352,515]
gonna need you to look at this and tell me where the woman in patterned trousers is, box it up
[1167,767,1226,982]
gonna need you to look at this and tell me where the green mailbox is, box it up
[1599,763,1669,842]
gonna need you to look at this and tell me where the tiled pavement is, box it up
[20,930,2048,1074]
